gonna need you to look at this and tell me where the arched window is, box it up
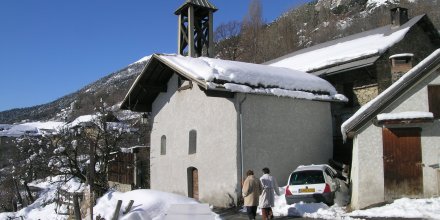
[189,130,197,154]
[160,135,166,155]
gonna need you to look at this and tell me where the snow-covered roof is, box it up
[341,49,440,140]
[266,15,426,75]
[377,111,433,121]
[0,121,64,137]
[67,115,98,128]
[159,54,339,94]
[121,54,346,112]
[0,112,134,138]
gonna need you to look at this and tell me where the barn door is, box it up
[383,128,423,200]
[188,167,199,200]
[192,169,199,200]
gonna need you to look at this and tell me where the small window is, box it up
[428,85,440,119]
[393,57,411,65]
[189,130,197,154]
[160,135,166,155]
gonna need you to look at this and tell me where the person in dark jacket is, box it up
[242,170,262,220]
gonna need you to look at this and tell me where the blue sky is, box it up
[0,0,311,112]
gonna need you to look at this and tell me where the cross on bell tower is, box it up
[175,0,217,58]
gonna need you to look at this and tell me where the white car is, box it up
[285,164,340,205]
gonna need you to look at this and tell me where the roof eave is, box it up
[174,0,218,15]
[120,54,210,112]
[120,55,157,111]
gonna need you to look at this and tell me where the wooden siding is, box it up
[382,128,423,201]
[108,152,134,185]
[428,85,440,118]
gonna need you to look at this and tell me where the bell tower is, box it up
[175,0,217,58]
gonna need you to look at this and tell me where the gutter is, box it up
[238,94,247,197]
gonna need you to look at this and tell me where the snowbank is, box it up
[0,176,85,220]
[93,189,221,220]
[247,186,440,219]
[1,179,439,220]
[350,197,440,219]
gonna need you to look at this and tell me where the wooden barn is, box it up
[108,146,150,192]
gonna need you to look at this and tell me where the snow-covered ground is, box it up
[94,189,221,220]
[1,177,439,220]
[246,185,440,219]
[0,176,85,220]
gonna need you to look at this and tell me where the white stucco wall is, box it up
[239,94,334,186]
[351,70,440,209]
[150,75,239,207]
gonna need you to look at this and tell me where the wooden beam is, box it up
[378,118,434,125]
[178,14,183,55]
[188,5,195,57]
[208,11,214,57]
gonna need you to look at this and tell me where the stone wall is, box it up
[109,181,132,192]
[353,84,379,106]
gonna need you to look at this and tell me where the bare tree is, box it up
[240,0,265,63]
[215,20,242,61]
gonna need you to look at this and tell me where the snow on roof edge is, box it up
[158,54,338,95]
[377,111,433,121]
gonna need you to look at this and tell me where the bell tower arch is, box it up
[175,0,217,58]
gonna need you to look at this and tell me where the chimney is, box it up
[389,53,414,83]
[390,7,409,28]
[175,0,217,58]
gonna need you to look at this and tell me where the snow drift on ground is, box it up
[1,178,440,220]
[241,185,440,219]
[93,189,221,220]
[350,197,440,219]
[0,176,85,220]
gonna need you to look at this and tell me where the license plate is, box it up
[299,188,315,193]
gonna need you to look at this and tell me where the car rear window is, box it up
[289,170,325,185]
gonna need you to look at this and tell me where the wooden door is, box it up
[383,128,423,200]
[188,167,199,200]
[192,168,199,200]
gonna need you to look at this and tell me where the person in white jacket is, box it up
[259,167,280,220]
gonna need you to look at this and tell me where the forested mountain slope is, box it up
[1,0,438,124]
